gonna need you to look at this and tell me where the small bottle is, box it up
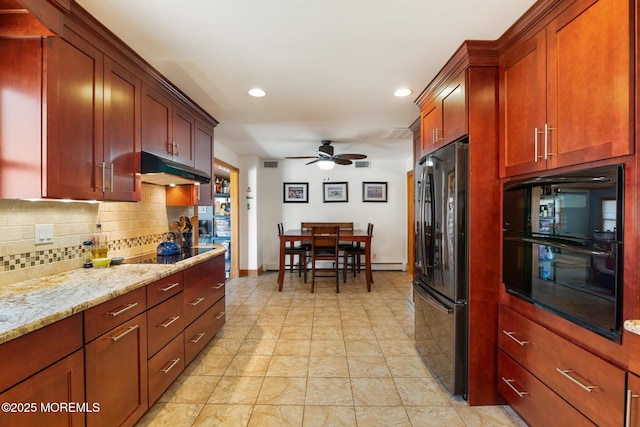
[82,241,94,268]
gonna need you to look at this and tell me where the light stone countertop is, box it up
[0,246,226,345]
[624,320,640,335]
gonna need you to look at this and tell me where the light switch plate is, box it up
[35,224,54,245]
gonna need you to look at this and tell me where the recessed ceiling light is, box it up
[248,88,266,97]
[394,88,413,97]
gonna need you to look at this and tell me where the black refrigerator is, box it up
[413,140,468,396]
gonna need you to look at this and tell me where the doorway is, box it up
[213,158,239,279]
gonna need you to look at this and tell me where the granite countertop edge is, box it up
[0,246,226,345]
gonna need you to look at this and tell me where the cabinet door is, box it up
[546,0,632,168]
[500,31,547,177]
[172,106,195,166]
[0,349,85,427]
[45,29,104,200]
[420,100,440,155]
[194,120,214,205]
[439,71,466,144]
[628,372,640,427]
[85,313,148,427]
[141,85,172,160]
[103,57,141,201]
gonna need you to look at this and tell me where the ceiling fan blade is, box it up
[334,153,367,160]
[317,151,332,158]
[333,158,353,165]
[305,158,322,165]
[285,156,319,159]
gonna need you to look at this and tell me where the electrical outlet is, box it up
[35,224,54,245]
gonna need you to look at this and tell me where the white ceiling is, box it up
[76,0,537,161]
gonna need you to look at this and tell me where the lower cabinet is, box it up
[85,312,148,427]
[148,333,185,405]
[185,297,226,365]
[498,304,625,427]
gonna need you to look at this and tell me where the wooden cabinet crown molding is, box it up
[415,40,498,108]
[0,0,63,36]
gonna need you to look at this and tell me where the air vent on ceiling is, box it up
[386,127,412,140]
[263,160,278,168]
[354,160,370,168]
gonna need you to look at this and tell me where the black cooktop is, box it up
[124,247,214,265]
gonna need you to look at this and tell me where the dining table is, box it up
[277,228,373,292]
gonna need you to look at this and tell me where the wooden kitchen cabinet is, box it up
[419,70,466,155]
[194,120,215,205]
[141,84,196,167]
[628,372,640,426]
[500,0,632,177]
[498,304,625,426]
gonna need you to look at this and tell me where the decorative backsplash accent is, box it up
[0,234,165,272]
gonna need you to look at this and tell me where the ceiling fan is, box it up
[285,140,367,169]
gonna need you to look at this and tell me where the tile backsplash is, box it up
[0,184,170,287]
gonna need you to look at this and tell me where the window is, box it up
[601,199,616,232]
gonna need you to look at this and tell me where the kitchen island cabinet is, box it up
[499,0,633,177]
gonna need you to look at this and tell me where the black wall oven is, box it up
[502,165,624,342]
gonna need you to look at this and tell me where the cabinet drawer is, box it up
[498,350,595,427]
[147,292,184,357]
[499,305,624,427]
[84,287,146,343]
[0,313,82,393]
[147,272,183,308]
[148,332,184,405]
[184,297,225,365]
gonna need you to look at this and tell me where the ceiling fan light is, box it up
[317,160,335,170]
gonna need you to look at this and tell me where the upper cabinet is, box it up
[499,0,633,177]
[141,84,196,167]
[418,71,466,155]
[194,121,215,205]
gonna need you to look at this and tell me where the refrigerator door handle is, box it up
[414,285,452,314]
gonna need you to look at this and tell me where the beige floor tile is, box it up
[193,404,253,427]
[208,376,264,405]
[158,375,219,403]
[135,402,203,427]
[347,356,391,378]
[344,339,383,356]
[385,356,433,377]
[310,339,346,356]
[246,325,282,340]
[279,325,313,339]
[378,339,421,357]
[283,315,313,327]
[273,339,311,356]
[303,405,357,427]
[256,376,307,405]
[248,405,304,427]
[308,356,350,377]
[455,405,528,427]
[351,377,403,406]
[185,353,235,376]
[314,306,341,317]
[373,325,410,340]
[405,406,466,426]
[394,377,451,406]
[266,355,310,377]
[311,326,344,340]
[354,406,411,427]
[237,338,278,356]
[305,377,354,406]
[205,337,244,355]
[342,326,377,340]
[224,355,272,376]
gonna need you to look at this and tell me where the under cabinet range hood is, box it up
[140,151,211,186]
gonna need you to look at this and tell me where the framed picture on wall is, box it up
[323,182,348,202]
[283,182,309,203]
[362,181,387,202]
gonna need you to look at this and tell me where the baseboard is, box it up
[239,267,263,277]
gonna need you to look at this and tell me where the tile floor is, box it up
[136,271,526,426]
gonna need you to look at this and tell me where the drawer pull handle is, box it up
[213,283,225,290]
[110,325,139,342]
[160,316,180,328]
[160,358,181,374]
[160,282,180,292]
[189,297,205,306]
[215,311,226,320]
[556,368,596,392]
[502,330,529,346]
[190,332,206,343]
[107,302,138,317]
[501,377,528,398]
[626,389,640,427]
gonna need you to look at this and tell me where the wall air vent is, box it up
[263,160,278,168]
[354,160,370,168]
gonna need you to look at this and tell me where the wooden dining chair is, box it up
[310,226,340,293]
[278,223,307,282]
[343,223,374,283]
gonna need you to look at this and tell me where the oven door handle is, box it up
[504,236,613,257]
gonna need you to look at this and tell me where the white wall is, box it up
[259,158,410,271]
